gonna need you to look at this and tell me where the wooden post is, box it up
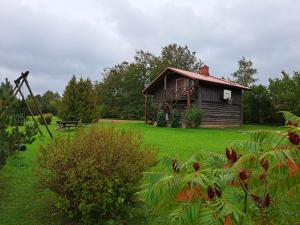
[240,90,243,126]
[144,94,148,124]
[164,75,167,103]
[13,79,25,96]
[18,89,43,136]
[187,90,190,109]
[23,77,53,138]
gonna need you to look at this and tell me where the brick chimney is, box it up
[199,65,209,76]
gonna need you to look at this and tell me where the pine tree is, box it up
[0,79,13,167]
[59,76,97,123]
[0,79,36,168]
[76,78,97,123]
[59,76,79,121]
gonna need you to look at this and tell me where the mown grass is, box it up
[0,120,279,225]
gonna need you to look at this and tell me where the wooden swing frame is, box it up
[13,71,53,138]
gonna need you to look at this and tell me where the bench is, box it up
[56,120,81,130]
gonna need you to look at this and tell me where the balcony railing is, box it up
[166,86,196,101]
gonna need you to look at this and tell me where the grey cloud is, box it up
[0,0,299,94]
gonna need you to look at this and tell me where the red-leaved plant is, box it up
[140,111,300,225]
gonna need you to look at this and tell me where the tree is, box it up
[243,85,277,124]
[149,44,202,81]
[25,94,44,116]
[0,79,36,168]
[232,57,257,87]
[268,71,300,116]
[41,90,61,115]
[59,76,97,123]
[59,76,79,121]
[96,44,203,119]
[76,78,97,123]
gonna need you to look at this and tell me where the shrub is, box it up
[171,109,181,128]
[38,126,157,224]
[184,106,203,128]
[157,110,167,127]
[38,113,52,125]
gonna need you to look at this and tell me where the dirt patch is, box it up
[98,119,143,123]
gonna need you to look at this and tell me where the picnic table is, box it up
[56,120,81,130]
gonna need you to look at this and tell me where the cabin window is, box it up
[187,79,194,87]
[176,78,194,90]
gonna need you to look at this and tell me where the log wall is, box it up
[200,102,242,127]
[198,82,242,127]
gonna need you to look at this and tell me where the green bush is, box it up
[157,110,167,127]
[184,106,203,128]
[171,109,181,128]
[38,126,157,224]
[38,113,52,125]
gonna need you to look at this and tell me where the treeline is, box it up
[243,71,300,124]
[11,43,299,125]
[13,90,61,119]
[56,44,202,122]
[96,44,201,119]
[26,90,61,115]
[231,57,300,125]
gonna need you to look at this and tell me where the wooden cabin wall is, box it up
[152,82,164,103]
[198,82,242,126]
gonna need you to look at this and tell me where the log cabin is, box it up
[142,65,250,127]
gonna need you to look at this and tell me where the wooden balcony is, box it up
[166,86,197,101]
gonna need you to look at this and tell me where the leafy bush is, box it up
[141,111,300,225]
[38,126,157,224]
[157,110,167,127]
[38,113,52,125]
[184,106,203,128]
[171,109,181,128]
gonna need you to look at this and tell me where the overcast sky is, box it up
[0,0,299,94]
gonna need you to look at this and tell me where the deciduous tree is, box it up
[232,57,257,87]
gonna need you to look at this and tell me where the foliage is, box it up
[184,106,203,128]
[140,112,300,225]
[157,110,167,127]
[242,71,300,125]
[0,79,37,168]
[59,76,97,123]
[268,71,300,117]
[38,126,157,224]
[0,122,278,225]
[25,91,61,116]
[243,84,277,124]
[96,62,145,119]
[40,90,61,115]
[96,44,203,119]
[171,109,181,128]
[38,113,53,125]
[148,43,202,81]
[231,56,257,87]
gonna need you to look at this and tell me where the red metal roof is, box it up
[142,67,250,94]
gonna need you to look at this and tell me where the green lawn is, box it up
[0,121,279,225]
